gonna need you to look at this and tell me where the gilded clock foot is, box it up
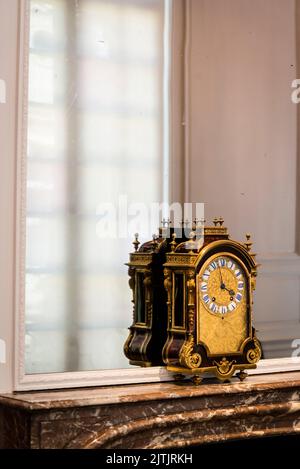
[191,375,203,386]
[236,370,248,382]
[173,373,185,382]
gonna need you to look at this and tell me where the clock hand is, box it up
[224,286,235,296]
[218,262,235,295]
[218,266,225,288]
[220,281,235,296]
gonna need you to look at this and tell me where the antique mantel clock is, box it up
[124,217,261,383]
[124,221,190,367]
[163,218,261,383]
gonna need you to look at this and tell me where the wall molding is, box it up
[254,252,300,357]
[257,252,300,275]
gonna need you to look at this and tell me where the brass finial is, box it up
[180,219,189,227]
[152,233,159,251]
[161,218,171,228]
[193,217,205,232]
[213,216,224,227]
[170,233,177,252]
[245,233,252,252]
[133,233,140,252]
[188,231,196,253]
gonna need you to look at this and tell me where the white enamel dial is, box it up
[199,255,246,315]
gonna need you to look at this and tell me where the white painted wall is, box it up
[0,0,19,392]
[187,0,299,357]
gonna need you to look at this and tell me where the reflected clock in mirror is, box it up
[198,254,249,355]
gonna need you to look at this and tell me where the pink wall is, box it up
[188,0,297,254]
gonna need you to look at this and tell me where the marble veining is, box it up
[1,372,300,410]
[1,372,300,448]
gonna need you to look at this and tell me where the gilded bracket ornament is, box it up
[187,270,196,333]
[164,269,172,328]
[179,334,202,369]
[246,338,262,364]
[213,357,236,377]
[179,270,201,369]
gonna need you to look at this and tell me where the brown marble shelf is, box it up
[1,372,300,448]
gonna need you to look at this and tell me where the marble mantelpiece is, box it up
[1,372,300,448]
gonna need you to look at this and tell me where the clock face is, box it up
[200,255,246,315]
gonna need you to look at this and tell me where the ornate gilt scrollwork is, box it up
[164,269,172,327]
[187,270,195,333]
[213,357,236,376]
[179,334,202,369]
[129,253,152,264]
[123,331,132,357]
[246,338,262,364]
[144,269,153,325]
[251,270,257,292]
[178,270,201,369]
[165,254,197,265]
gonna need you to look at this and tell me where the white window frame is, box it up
[14,0,300,391]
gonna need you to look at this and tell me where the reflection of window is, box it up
[26,0,171,373]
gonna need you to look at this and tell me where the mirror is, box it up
[25,0,171,373]
[23,0,300,378]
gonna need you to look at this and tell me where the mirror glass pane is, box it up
[25,0,170,373]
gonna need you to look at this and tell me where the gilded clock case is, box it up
[163,232,261,381]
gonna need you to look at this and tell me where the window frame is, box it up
[14,0,300,391]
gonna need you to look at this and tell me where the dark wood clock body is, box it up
[124,228,189,367]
